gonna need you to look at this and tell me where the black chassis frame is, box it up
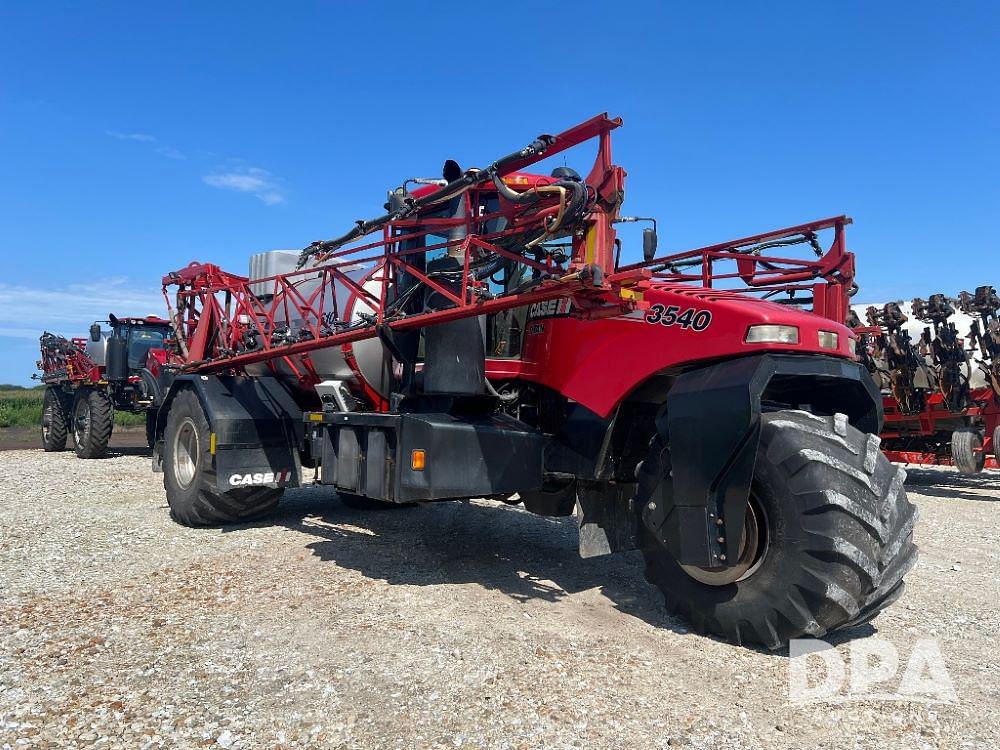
[304,410,545,502]
[152,374,545,500]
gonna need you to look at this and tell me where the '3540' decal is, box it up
[644,304,713,331]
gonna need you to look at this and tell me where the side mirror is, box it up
[643,228,658,261]
[89,323,102,342]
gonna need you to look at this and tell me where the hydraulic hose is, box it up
[296,134,558,269]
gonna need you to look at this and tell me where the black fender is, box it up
[642,354,882,567]
[153,374,304,489]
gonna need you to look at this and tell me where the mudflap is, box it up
[154,374,304,490]
[576,480,640,558]
[641,354,881,568]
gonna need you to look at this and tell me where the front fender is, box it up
[641,353,881,567]
[519,287,857,418]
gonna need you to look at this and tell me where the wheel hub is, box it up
[173,418,200,489]
[680,495,768,586]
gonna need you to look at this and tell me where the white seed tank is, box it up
[851,302,988,390]
[246,250,392,397]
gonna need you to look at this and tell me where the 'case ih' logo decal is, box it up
[645,305,713,331]
[228,470,290,487]
[527,298,573,320]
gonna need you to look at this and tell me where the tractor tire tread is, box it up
[74,388,114,459]
[642,410,917,650]
[41,387,70,452]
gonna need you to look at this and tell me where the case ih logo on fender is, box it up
[228,470,291,487]
[527,298,573,320]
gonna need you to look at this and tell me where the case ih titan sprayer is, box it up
[853,287,1000,473]
[147,114,916,648]
[36,315,173,457]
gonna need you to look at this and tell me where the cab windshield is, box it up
[127,326,169,370]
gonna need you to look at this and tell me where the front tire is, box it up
[642,410,918,649]
[163,390,282,526]
[41,387,70,452]
[72,387,113,459]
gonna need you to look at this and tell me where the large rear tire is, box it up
[163,390,282,526]
[72,387,113,459]
[41,387,70,452]
[641,410,918,649]
[952,428,985,474]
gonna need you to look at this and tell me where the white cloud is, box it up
[203,167,286,205]
[106,130,157,143]
[155,145,187,160]
[105,128,287,202]
[0,278,167,342]
[107,130,187,160]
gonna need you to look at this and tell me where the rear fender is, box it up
[152,374,303,489]
[641,354,881,567]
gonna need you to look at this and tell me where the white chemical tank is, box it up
[246,250,392,397]
[852,302,987,389]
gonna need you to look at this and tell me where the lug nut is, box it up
[715,518,724,526]
[717,536,725,544]
[719,554,727,562]
[647,501,656,511]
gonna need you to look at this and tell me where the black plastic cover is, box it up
[313,411,543,502]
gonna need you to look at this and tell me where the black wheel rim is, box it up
[679,492,769,586]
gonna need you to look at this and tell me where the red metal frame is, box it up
[879,387,1000,466]
[854,318,1000,468]
[162,114,860,419]
[37,333,100,385]
[164,114,631,380]
[618,216,855,323]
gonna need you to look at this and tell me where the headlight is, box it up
[745,324,799,344]
[818,330,840,350]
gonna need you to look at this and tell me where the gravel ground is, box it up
[0,449,997,749]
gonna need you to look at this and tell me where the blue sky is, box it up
[1,1,997,385]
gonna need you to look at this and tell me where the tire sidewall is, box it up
[163,391,213,517]
[641,409,903,645]
[643,462,799,614]
[952,428,984,474]
[72,389,92,455]
[41,387,68,451]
